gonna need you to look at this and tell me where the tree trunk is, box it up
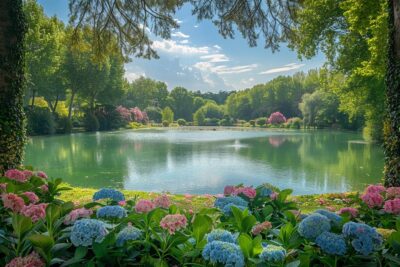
[30,89,35,107]
[68,91,76,120]
[384,0,400,186]
[0,0,26,173]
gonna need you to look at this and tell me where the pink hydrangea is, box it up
[36,171,48,179]
[118,200,126,206]
[160,214,187,234]
[135,199,155,213]
[383,198,400,215]
[2,193,25,212]
[23,170,34,179]
[270,192,279,200]
[154,194,171,209]
[22,192,39,204]
[64,208,93,225]
[39,185,48,192]
[4,169,27,183]
[184,194,193,199]
[224,185,235,196]
[338,207,358,218]
[386,187,400,199]
[21,203,48,222]
[232,187,257,199]
[5,251,44,267]
[0,183,7,192]
[251,221,272,235]
[365,184,386,194]
[361,193,384,208]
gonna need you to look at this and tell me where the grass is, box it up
[59,185,359,213]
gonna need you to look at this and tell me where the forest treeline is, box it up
[24,0,384,141]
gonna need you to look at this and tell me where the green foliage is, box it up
[162,120,170,127]
[256,117,267,127]
[25,106,55,135]
[126,77,168,109]
[144,106,162,123]
[177,119,186,126]
[193,109,205,126]
[161,107,174,124]
[83,112,99,132]
[169,87,194,121]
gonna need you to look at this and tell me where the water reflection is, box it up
[24,129,384,195]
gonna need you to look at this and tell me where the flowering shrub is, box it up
[0,169,399,266]
[268,111,287,124]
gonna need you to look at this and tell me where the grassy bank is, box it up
[59,185,359,213]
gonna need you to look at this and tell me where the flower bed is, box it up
[0,169,399,266]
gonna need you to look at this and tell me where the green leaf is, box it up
[278,189,293,202]
[74,246,88,259]
[28,234,54,253]
[192,214,212,243]
[238,233,253,258]
[12,214,32,237]
[46,204,62,225]
[241,215,257,233]
[51,243,72,253]
[93,242,107,259]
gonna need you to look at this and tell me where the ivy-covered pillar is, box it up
[0,0,26,173]
[384,0,400,186]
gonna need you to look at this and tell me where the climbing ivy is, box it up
[0,0,26,172]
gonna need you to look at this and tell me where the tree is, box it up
[169,87,194,121]
[126,77,168,109]
[162,107,174,124]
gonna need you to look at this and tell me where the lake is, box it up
[24,128,384,195]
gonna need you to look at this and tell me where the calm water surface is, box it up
[24,129,384,195]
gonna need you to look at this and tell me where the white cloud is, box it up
[194,62,257,74]
[200,53,229,63]
[194,25,199,28]
[180,39,189,44]
[174,19,182,24]
[152,39,209,55]
[259,63,305,74]
[125,71,145,82]
[213,45,222,50]
[171,31,189,38]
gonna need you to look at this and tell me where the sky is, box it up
[38,0,325,92]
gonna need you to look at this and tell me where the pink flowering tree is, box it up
[116,106,132,123]
[268,112,287,124]
[130,107,144,122]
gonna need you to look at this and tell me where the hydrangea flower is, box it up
[93,188,125,202]
[270,192,278,200]
[224,185,235,196]
[96,205,127,219]
[0,183,7,192]
[386,187,400,199]
[315,232,347,255]
[298,213,331,240]
[222,203,248,216]
[64,208,93,225]
[342,222,382,255]
[383,198,400,214]
[259,244,286,262]
[22,192,39,204]
[232,187,257,199]
[206,229,237,244]
[22,170,33,179]
[202,241,245,267]
[258,187,273,197]
[160,214,187,234]
[39,184,48,192]
[214,196,248,210]
[21,203,48,222]
[70,219,108,246]
[315,209,342,227]
[135,199,155,213]
[5,251,44,267]
[361,193,384,208]
[365,184,386,194]
[36,171,48,179]
[116,223,142,246]
[2,193,25,212]
[251,221,272,235]
[154,194,170,209]
[4,169,27,183]
[338,207,358,218]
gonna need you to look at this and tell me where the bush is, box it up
[249,120,256,127]
[84,112,99,132]
[193,110,205,126]
[162,107,174,124]
[95,105,125,131]
[219,116,234,126]
[204,118,219,126]
[145,106,162,123]
[56,117,73,134]
[162,120,170,127]
[177,119,186,126]
[256,117,268,127]
[268,112,287,125]
[286,117,302,129]
[129,122,142,129]
[25,106,55,135]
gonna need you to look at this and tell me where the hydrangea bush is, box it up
[0,169,399,266]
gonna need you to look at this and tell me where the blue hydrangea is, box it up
[202,241,245,267]
[214,196,248,210]
[315,232,347,255]
[342,222,382,255]
[259,244,286,262]
[70,219,108,246]
[96,205,127,219]
[93,188,125,202]
[206,229,237,244]
[315,209,342,227]
[259,187,273,197]
[222,203,248,216]
[116,225,142,246]
[298,213,331,240]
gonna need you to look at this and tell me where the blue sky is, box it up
[38,0,325,92]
